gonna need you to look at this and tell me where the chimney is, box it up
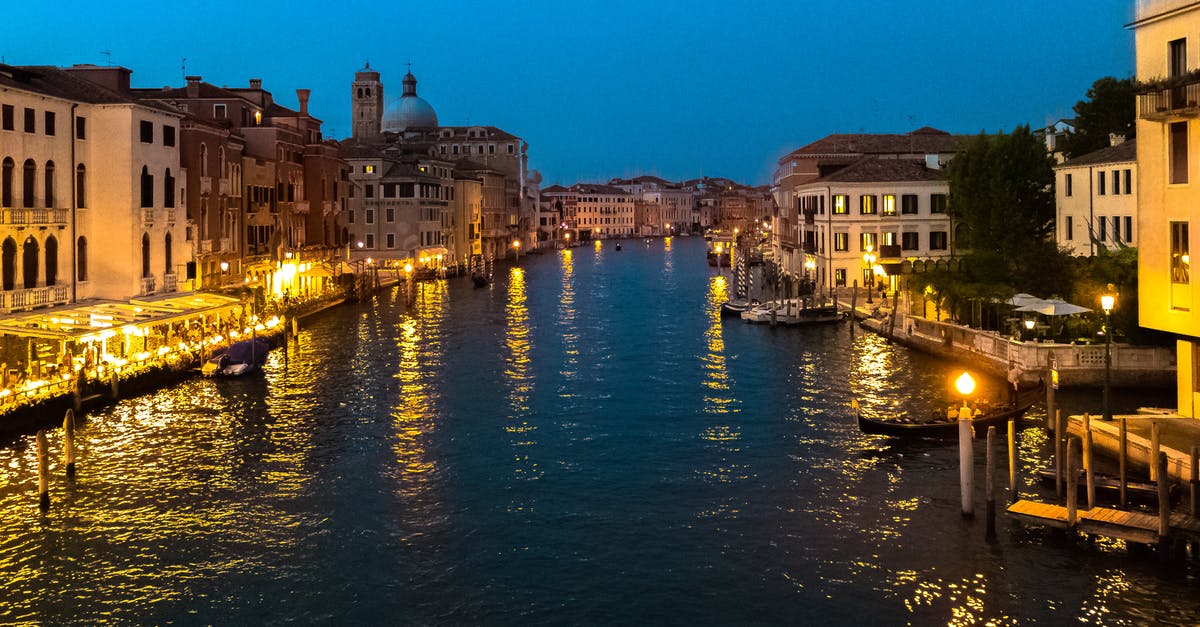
[924,154,940,170]
[249,78,262,90]
[1109,133,1126,147]
[185,75,201,98]
[296,88,310,115]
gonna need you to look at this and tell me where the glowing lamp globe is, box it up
[955,372,976,397]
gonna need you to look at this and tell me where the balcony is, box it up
[219,178,231,196]
[140,276,156,296]
[162,273,177,292]
[294,201,310,214]
[143,208,154,225]
[1138,79,1200,121]
[220,237,232,252]
[0,284,69,312]
[199,176,213,195]
[165,209,177,224]
[1,208,69,227]
[199,239,213,254]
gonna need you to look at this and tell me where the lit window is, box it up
[1172,221,1189,284]
[832,195,848,215]
[860,195,876,215]
[881,195,896,216]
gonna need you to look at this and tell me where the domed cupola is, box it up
[382,68,438,133]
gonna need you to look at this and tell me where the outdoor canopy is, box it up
[1014,298,1092,316]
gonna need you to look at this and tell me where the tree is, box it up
[1061,76,1136,159]
[947,126,1057,293]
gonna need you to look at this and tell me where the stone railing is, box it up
[0,284,69,311]
[140,276,156,295]
[1,208,69,226]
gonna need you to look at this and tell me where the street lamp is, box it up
[863,245,877,304]
[512,238,521,261]
[1101,285,1117,421]
[1024,318,1035,341]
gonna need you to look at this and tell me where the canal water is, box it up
[0,237,1194,625]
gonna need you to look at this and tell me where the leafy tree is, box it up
[947,126,1057,293]
[1061,76,1136,159]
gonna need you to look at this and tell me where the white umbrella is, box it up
[1007,293,1042,307]
[1015,298,1092,316]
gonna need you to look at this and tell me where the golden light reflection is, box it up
[506,266,540,481]
[558,248,578,384]
[391,279,447,481]
[901,572,1015,626]
[699,275,747,487]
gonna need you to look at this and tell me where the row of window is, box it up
[346,207,447,224]
[815,193,947,216]
[139,166,177,209]
[438,143,515,157]
[1063,169,1133,197]
[832,230,949,252]
[353,232,446,249]
[360,182,453,201]
[138,120,176,146]
[577,217,633,225]
[2,158,61,208]
[1,105,88,139]
[1062,215,1134,243]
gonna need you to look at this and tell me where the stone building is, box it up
[1053,138,1137,256]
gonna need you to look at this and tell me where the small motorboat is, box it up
[615,243,622,251]
[740,301,781,323]
[202,338,270,377]
[720,298,758,318]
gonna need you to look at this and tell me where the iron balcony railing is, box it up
[1138,79,1200,121]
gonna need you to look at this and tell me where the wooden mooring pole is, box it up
[1045,351,1056,431]
[1083,413,1096,511]
[1120,418,1129,510]
[850,281,858,332]
[1190,445,1199,519]
[36,430,49,512]
[1158,452,1171,552]
[986,426,997,539]
[959,409,973,517]
[1066,437,1079,528]
[1151,421,1161,483]
[1007,418,1017,503]
[1055,409,1065,500]
[63,409,76,479]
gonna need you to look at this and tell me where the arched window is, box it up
[22,236,38,289]
[141,233,150,278]
[44,235,57,286]
[140,166,153,208]
[357,87,363,98]
[76,236,87,282]
[75,164,86,208]
[164,232,172,274]
[1,158,12,207]
[23,159,35,208]
[1,238,14,291]
[44,161,55,208]
[164,168,175,208]
[199,143,208,178]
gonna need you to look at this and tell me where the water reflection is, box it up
[558,250,578,385]
[698,274,747,494]
[505,267,540,485]
[391,280,446,481]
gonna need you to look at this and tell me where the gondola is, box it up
[853,381,1044,438]
[472,272,492,288]
[201,338,270,377]
[720,298,758,318]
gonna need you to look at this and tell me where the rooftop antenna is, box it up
[100,50,112,66]
[181,57,186,81]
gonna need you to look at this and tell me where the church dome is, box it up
[382,71,438,132]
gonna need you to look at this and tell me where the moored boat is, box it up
[853,381,1044,438]
[721,298,758,318]
[201,338,270,377]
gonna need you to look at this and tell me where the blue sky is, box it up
[3,1,1134,186]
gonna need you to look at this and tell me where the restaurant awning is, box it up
[0,293,246,341]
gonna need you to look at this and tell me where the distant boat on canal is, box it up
[201,338,270,377]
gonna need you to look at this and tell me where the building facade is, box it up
[1133,0,1200,416]
[1054,138,1137,256]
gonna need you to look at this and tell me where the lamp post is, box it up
[863,245,877,304]
[1024,318,1035,342]
[512,238,521,261]
[1101,286,1116,421]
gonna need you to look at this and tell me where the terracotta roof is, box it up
[1056,138,1136,168]
[815,156,947,184]
[570,183,630,195]
[133,82,247,100]
[0,65,181,115]
[780,128,965,163]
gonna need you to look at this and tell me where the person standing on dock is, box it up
[1007,362,1022,406]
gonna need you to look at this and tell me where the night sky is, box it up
[3,0,1134,186]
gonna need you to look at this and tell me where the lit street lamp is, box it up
[863,245,877,304]
[1101,285,1117,421]
[1024,318,1035,342]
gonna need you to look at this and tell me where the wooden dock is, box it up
[1008,499,1200,545]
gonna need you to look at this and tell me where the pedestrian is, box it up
[1007,362,1022,406]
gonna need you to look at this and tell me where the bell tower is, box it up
[351,62,383,141]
